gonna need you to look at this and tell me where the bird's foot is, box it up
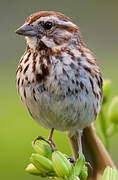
[47,137,56,151]
[33,136,45,143]
[68,157,92,170]
[68,157,75,164]
[85,161,92,170]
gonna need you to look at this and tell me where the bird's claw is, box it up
[33,136,46,144]
[33,136,56,151]
[85,161,92,170]
[68,157,75,164]
[47,138,56,151]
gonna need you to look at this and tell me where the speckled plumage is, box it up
[16,11,103,135]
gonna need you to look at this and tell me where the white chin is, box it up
[25,36,37,50]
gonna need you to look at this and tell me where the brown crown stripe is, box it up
[24,52,31,63]
[26,11,73,24]
[23,64,29,74]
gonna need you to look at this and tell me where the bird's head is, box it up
[16,11,83,50]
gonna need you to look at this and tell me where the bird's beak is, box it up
[15,23,37,36]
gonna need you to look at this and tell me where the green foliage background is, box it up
[0,0,118,179]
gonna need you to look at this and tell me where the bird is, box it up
[15,11,115,179]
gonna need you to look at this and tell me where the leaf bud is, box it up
[30,153,54,175]
[101,166,118,180]
[52,151,72,178]
[32,138,52,159]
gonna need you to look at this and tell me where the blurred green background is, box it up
[0,0,118,179]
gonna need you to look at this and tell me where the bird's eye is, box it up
[43,21,53,30]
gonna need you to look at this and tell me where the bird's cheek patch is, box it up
[41,36,56,48]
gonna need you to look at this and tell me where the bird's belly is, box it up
[19,83,99,132]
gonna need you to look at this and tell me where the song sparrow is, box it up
[16,11,103,159]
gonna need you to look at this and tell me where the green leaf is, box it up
[79,165,88,180]
[74,152,85,176]
[101,166,118,180]
[25,163,42,176]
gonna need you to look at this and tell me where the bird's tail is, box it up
[67,124,115,180]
